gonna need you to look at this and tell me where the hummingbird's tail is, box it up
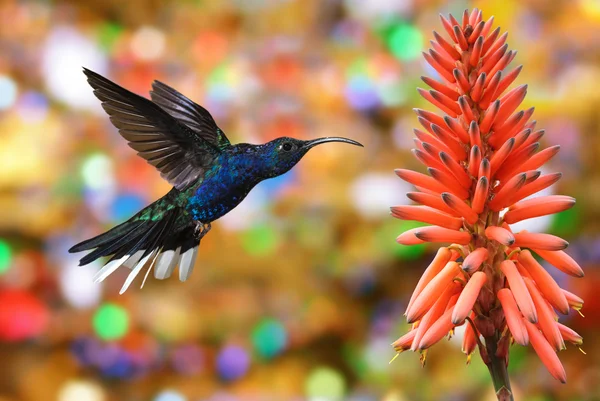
[69,192,201,293]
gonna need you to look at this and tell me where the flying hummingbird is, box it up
[69,68,363,293]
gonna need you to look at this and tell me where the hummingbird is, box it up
[69,68,363,293]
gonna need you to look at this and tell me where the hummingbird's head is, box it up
[260,136,363,178]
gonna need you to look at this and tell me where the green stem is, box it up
[485,335,514,401]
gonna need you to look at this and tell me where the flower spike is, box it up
[391,11,583,393]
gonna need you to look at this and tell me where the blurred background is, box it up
[1,0,599,400]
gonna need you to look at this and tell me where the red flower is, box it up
[391,9,584,399]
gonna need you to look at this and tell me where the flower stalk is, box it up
[390,9,584,400]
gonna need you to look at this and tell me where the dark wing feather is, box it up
[150,80,231,149]
[83,68,220,190]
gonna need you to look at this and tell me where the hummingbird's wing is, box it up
[150,80,231,150]
[83,68,220,190]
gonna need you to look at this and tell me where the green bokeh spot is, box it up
[241,224,279,256]
[507,345,527,374]
[98,22,124,51]
[0,239,12,275]
[305,367,346,399]
[93,303,129,340]
[376,219,426,260]
[548,204,580,238]
[251,318,287,359]
[387,23,423,61]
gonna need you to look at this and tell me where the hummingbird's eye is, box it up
[282,142,293,152]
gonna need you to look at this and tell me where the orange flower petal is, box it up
[406,192,460,217]
[561,289,584,311]
[414,108,446,128]
[418,308,455,349]
[468,120,482,149]
[478,158,490,181]
[497,288,529,346]
[524,278,565,351]
[391,205,463,230]
[452,271,487,324]
[517,129,544,152]
[462,315,478,363]
[396,228,426,245]
[412,148,445,170]
[479,99,500,133]
[470,66,485,98]
[483,30,507,60]
[518,250,569,314]
[557,323,583,346]
[392,329,417,352]
[504,195,576,224]
[432,31,461,60]
[511,172,562,205]
[406,261,460,323]
[533,249,584,278]
[489,137,516,177]
[395,169,447,194]
[481,26,501,55]
[414,128,464,161]
[444,116,470,143]
[453,68,471,93]
[481,43,508,75]
[472,176,489,214]
[518,145,561,173]
[458,96,476,122]
[523,319,567,383]
[485,226,515,246]
[431,125,468,162]
[489,172,528,211]
[439,152,472,189]
[462,248,489,273]
[421,75,459,100]
[479,70,502,109]
[419,88,459,117]
[499,260,537,323]
[469,145,482,177]
[428,168,470,199]
[495,64,523,99]
[411,282,461,351]
[414,226,471,244]
[423,51,455,82]
[495,142,540,182]
[494,84,528,127]
[441,192,479,225]
[405,247,453,313]
[513,232,568,251]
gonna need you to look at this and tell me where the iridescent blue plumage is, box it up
[69,69,362,293]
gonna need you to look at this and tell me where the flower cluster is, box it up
[391,9,584,394]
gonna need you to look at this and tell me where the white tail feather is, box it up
[154,247,181,279]
[93,254,130,283]
[123,250,145,269]
[119,249,158,294]
[179,246,198,282]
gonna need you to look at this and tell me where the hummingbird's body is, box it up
[69,69,361,293]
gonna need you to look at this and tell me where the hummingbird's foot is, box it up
[194,221,211,241]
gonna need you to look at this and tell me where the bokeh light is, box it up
[154,390,188,401]
[0,75,18,110]
[305,367,347,400]
[58,380,105,401]
[0,289,49,341]
[251,318,287,359]
[93,303,129,340]
[0,239,12,275]
[387,23,423,61]
[216,345,250,381]
[131,26,166,61]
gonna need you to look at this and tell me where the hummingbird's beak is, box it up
[304,137,364,149]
